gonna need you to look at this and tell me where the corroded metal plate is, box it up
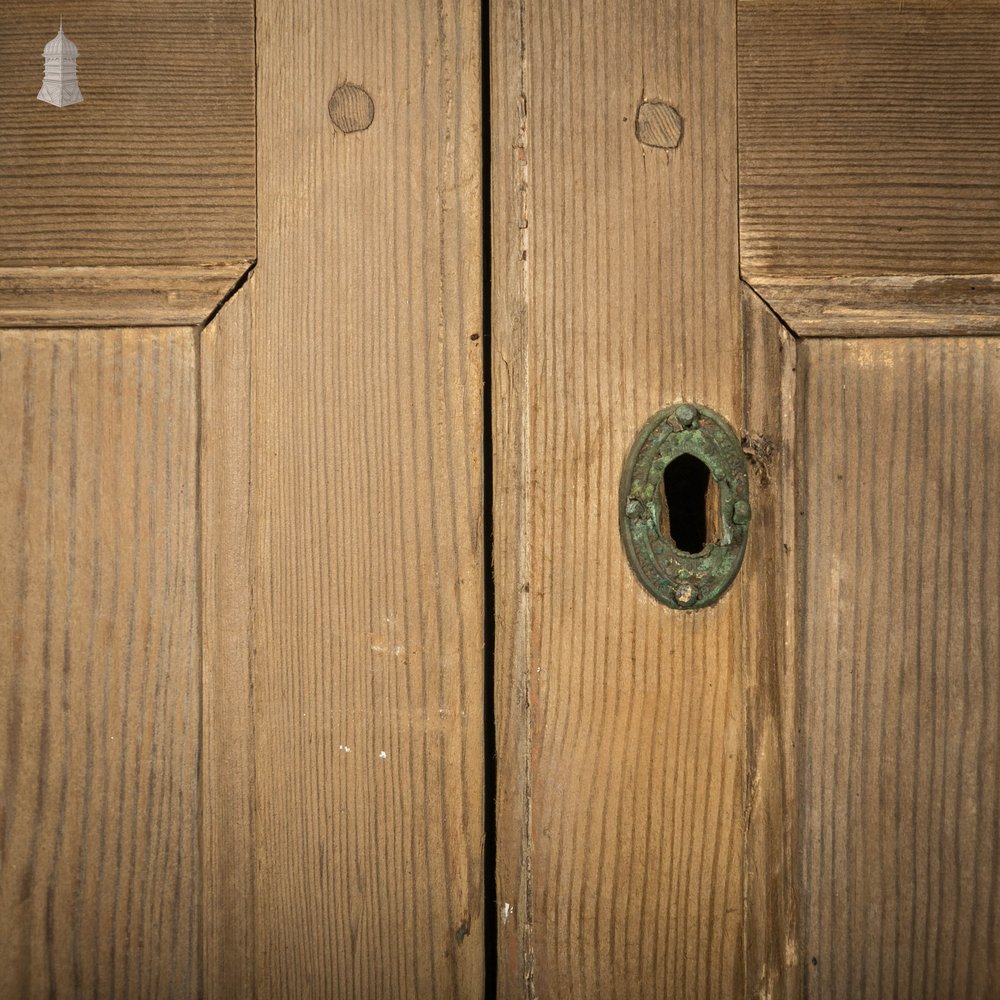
[620,403,750,610]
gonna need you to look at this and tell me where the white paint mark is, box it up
[378,750,387,759]
[500,902,512,925]
[339,745,352,753]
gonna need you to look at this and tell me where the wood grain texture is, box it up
[201,278,255,999]
[0,328,200,997]
[749,274,1000,339]
[491,0,744,995]
[797,338,1000,999]
[0,0,255,268]
[740,283,800,1000]
[738,3,1000,282]
[237,0,486,994]
[0,264,252,327]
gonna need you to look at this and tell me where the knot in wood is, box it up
[635,100,683,150]
[328,84,375,134]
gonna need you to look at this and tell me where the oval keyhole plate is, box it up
[620,403,750,610]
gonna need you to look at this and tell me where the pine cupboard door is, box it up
[1,4,254,994]
[1,1,485,998]
[491,2,1000,1000]
[737,5,1000,998]
[4,1,1000,999]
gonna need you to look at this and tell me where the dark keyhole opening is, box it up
[660,453,721,554]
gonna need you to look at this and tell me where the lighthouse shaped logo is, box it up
[38,19,83,107]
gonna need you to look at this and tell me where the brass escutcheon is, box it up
[620,403,751,610]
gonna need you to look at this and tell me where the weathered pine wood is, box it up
[746,275,1000,340]
[201,278,256,999]
[796,337,1000,999]
[739,3,1000,322]
[219,0,485,994]
[490,1,532,990]
[0,264,252,328]
[0,0,255,269]
[0,328,200,997]
[491,1,744,995]
[740,283,800,1000]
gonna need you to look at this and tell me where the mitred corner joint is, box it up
[0,261,256,330]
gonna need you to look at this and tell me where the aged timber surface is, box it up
[741,283,800,1000]
[0,264,251,328]
[0,0,255,268]
[746,275,1000,340]
[0,328,201,997]
[492,0,745,996]
[797,338,1000,999]
[739,2,1000,281]
[202,0,487,995]
[201,279,256,999]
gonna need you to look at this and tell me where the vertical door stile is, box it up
[203,0,487,996]
[740,283,801,1000]
[491,1,747,995]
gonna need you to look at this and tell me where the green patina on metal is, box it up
[620,402,750,610]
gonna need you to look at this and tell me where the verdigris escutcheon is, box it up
[620,403,750,610]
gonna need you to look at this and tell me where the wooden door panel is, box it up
[731,274,1000,341]
[738,4,1000,996]
[0,328,200,997]
[738,2,1000,338]
[210,0,486,995]
[0,265,256,330]
[0,0,255,268]
[741,284,800,1000]
[0,3,256,993]
[491,1,746,995]
[2,0,486,994]
[201,284,255,999]
[739,2,1000,282]
[3,1,998,996]
[795,338,1000,998]
[0,0,256,328]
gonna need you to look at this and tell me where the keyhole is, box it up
[660,453,721,554]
